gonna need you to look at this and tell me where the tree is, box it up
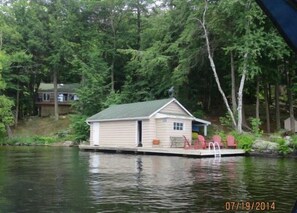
[0,51,14,137]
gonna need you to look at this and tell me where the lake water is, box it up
[0,146,296,212]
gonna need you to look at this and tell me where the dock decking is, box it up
[79,145,245,158]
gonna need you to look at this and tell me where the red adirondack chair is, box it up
[227,135,237,149]
[197,135,207,149]
[212,135,224,148]
[183,135,197,149]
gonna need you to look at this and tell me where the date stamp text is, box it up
[224,201,276,211]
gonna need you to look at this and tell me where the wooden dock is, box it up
[79,145,245,158]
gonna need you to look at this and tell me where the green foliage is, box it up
[70,114,89,142]
[0,50,17,134]
[192,132,198,140]
[102,91,124,109]
[1,135,56,145]
[232,131,255,152]
[249,117,263,137]
[193,109,204,118]
[277,138,292,155]
[219,113,234,128]
[0,0,295,140]
[0,95,14,136]
[32,136,56,144]
[291,135,297,150]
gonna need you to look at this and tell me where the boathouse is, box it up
[86,98,211,148]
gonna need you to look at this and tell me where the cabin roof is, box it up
[38,83,80,93]
[87,98,211,125]
[87,98,173,122]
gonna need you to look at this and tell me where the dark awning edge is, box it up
[256,0,297,54]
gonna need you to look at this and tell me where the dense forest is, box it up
[0,0,296,139]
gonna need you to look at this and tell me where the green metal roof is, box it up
[87,98,175,122]
[38,83,80,93]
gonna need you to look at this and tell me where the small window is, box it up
[173,122,184,130]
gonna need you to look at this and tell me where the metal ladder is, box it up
[208,141,221,158]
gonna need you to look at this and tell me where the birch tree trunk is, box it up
[237,52,248,133]
[198,1,237,128]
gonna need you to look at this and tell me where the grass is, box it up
[12,116,71,137]
[1,116,74,146]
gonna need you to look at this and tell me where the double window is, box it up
[173,122,184,130]
[43,93,50,101]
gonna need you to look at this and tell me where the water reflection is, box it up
[0,147,297,212]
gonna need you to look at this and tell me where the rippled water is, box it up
[0,146,296,212]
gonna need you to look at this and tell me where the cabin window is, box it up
[43,93,50,101]
[58,94,64,102]
[69,94,79,101]
[173,122,184,130]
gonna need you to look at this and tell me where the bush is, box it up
[277,138,292,155]
[1,135,57,145]
[193,109,204,118]
[219,113,234,128]
[232,132,255,152]
[32,136,56,144]
[70,114,89,142]
[291,135,297,150]
[192,132,198,140]
[249,117,263,137]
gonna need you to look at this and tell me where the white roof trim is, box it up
[149,98,194,118]
[154,113,193,120]
[87,116,149,123]
[155,113,211,125]
[193,118,211,125]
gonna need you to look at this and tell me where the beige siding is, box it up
[99,120,136,147]
[159,102,188,116]
[141,119,156,147]
[156,118,192,148]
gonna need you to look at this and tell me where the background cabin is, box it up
[284,117,297,132]
[36,83,79,117]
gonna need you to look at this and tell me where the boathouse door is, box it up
[137,121,142,147]
[93,123,100,146]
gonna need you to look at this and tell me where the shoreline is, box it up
[248,150,297,159]
[0,141,77,147]
[1,142,297,159]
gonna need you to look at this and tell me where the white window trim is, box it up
[173,122,184,131]
[43,93,50,101]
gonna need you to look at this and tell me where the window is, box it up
[173,122,184,130]
[69,94,79,101]
[43,93,50,101]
